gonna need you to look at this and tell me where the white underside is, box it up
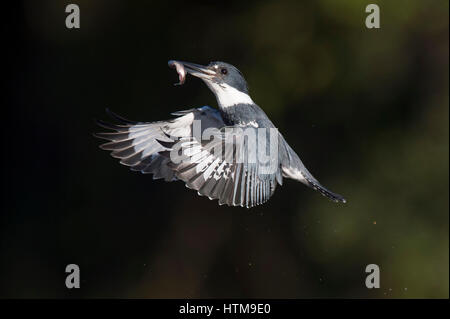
[282,166,307,183]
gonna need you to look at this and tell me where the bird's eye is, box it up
[221,68,228,75]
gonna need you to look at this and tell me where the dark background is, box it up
[2,0,448,298]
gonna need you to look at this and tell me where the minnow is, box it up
[168,60,186,85]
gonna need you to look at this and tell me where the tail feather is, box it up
[279,134,346,203]
[300,173,346,203]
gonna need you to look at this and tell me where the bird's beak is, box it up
[171,60,216,80]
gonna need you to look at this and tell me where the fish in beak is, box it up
[168,60,216,85]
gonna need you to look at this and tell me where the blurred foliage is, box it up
[2,0,448,298]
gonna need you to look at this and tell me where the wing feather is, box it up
[163,126,279,208]
[96,107,283,207]
[95,106,224,182]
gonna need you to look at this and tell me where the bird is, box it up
[95,60,346,208]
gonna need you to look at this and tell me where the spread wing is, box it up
[159,126,281,208]
[95,107,344,206]
[94,107,224,181]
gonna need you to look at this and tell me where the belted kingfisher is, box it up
[96,60,346,208]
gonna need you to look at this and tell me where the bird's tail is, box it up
[300,172,346,203]
[279,134,346,203]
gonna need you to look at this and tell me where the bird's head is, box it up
[170,60,254,109]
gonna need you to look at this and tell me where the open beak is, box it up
[169,60,216,80]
